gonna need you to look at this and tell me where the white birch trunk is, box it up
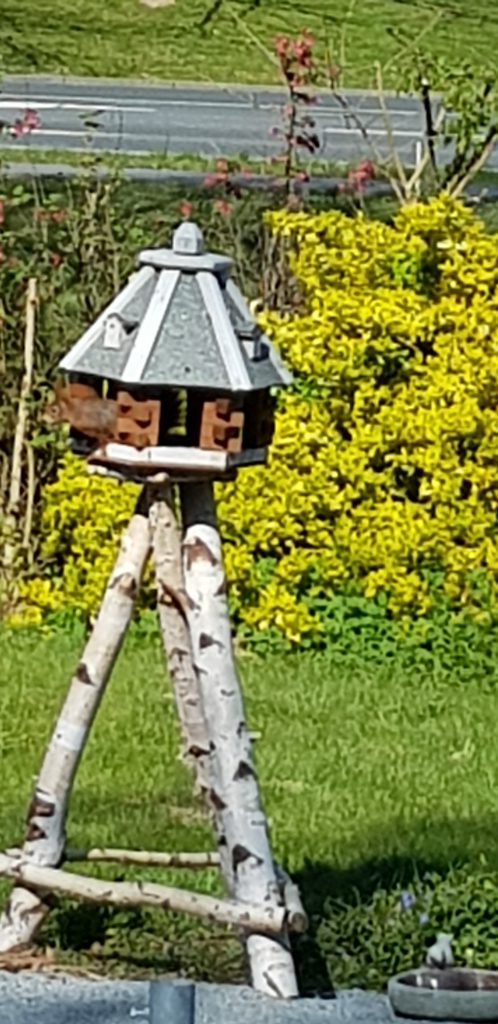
[180,482,299,1000]
[149,486,233,886]
[149,486,211,795]
[0,490,152,953]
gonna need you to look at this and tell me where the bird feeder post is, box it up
[181,481,298,996]
[149,483,212,796]
[0,222,303,998]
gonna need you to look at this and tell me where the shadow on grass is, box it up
[5,813,498,990]
[39,899,245,982]
[293,854,438,995]
[292,814,498,994]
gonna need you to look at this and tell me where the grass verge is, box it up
[1,625,498,986]
[1,0,498,89]
[0,145,351,179]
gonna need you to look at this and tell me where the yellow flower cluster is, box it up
[17,454,144,624]
[217,196,498,640]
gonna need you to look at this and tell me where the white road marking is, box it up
[0,93,421,119]
[0,100,155,113]
[9,129,140,138]
[323,126,421,138]
[9,125,423,142]
[0,94,260,111]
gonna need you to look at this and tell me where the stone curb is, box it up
[0,971,460,1024]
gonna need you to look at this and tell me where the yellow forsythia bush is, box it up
[15,455,148,626]
[17,196,498,642]
[216,196,498,642]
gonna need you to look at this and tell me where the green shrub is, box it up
[13,453,144,626]
[310,861,498,992]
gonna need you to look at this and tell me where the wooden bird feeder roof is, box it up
[59,221,292,394]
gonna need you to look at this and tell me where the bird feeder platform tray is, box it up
[83,442,267,480]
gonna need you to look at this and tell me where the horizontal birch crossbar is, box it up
[65,848,221,870]
[0,853,302,935]
[62,850,308,932]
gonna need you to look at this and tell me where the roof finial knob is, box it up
[173,221,205,256]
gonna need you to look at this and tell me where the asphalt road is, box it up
[0,75,431,165]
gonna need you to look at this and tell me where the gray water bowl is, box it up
[388,968,498,1021]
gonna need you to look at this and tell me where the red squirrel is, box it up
[44,382,117,446]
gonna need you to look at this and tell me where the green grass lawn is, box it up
[1,626,498,985]
[2,0,498,88]
[0,145,352,178]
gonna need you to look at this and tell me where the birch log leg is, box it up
[0,489,152,953]
[149,485,211,795]
[180,481,299,1000]
[149,487,234,885]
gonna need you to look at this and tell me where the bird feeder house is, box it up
[58,221,291,479]
[0,222,304,1001]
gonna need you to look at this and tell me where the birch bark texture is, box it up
[180,481,298,999]
[0,853,286,934]
[149,486,211,794]
[0,489,152,953]
[149,485,233,886]
[65,848,221,869]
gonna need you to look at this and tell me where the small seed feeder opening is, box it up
[57,221,291,481]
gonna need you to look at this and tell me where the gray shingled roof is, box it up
[59,222,292,393]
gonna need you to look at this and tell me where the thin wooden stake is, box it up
[0,489,152,953]
[22,442,35,551]
[4,278,37,571]
[8,279,36,514]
